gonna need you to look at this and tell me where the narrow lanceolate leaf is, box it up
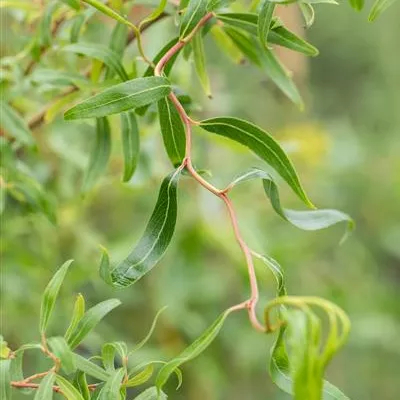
[63,43,128,81]
[65,294,85,342]
[229,168,353,240]
[70,14,86,43]
[125,365,154,387]
[56,375,85,400]
[64,77,171,120]
[0,102,33,145]
[34,371,55,400]
[82,117,111,193]
[0,360,11,400]
[102,170,181,288]
[258,1,275,46]
[102,342,128,372]
[368,0,397,21]
[260,46,303,107]
[48,337,76,374]
[67,299,121,349]
[74,354,110,381]
[98,368,125,400]
[121,111,140,182]
[156,312,228,389]
[158,97,186,167]
[105,22,129,79]
[82,0,134,28]
[140,0,167,27]
[180,0,208,39]
[40,2,59,47]
[73,371,90,400]
[133,387,167,400]
[200,117,313,207]
[217,13,258,36]
[192,30,212,97]
[348,0,364,10]
[60,0,80,9]
[210,25,243,63]
[40,260,73,334]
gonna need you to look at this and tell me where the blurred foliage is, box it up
[1,1,400,399]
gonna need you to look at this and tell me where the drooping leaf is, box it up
[67,299,121,349]
[258,1,275,46]
[368,0,397,21]
[120,111,140,182]
[217,13,258,36]
[0,360,11,400]
[102,342,128,372]
[82,117,111,193]
[102,170,182,288]
[105,22,129,79]
[40,260,73,334]
[180,0,208,39]
[64,77,171,120]
[157,97,186,167]
[140,0,167,28]
[73,371,90,400]
[228,168,353,240]
[0,101,33,145]
[156,311,228,389]
[65,294,86,342]
[74,354,110,381]
[199,117,313,207]
[63,43,129,81]
[210,25,243,63]
[223,26,260,64]
[192,29,212,97]
[125,365,154,387]
[48,337,76,374]
[269,26,318,56]
[56,375,85,400]
[34,371,55,400]
[97,368,125,400]
[133,386,167,400]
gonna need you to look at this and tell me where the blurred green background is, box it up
[1,2,400,399]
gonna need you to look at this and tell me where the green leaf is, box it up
[156,311,228,390]
[217,13,258,36]
[0,101,33,145]
[67,299,121,349]
[70,14,86,43]
[348,0,364,10]
[133,386,167,400]
[48,337,76,374]
[157,97,186,167]
[140,0,167,27]
[368,0,397,21]
[40,260,73,334]
[0,336,10,359]
[65,294,86,343]
[192,29,212,97]
[258,1,275,46]
[60,0,80,9]
[64,77,171,120]
[73,371,90,400]
[199,117,313,207]
[121,111,140,182]
[260,46,303,107]
[81,0,135,29]
[34,371,55,400]
[180,0,208,39]
[98,368,125,400]
[10,344,42,382]
[229,168,353,240]
[63,43,129,81]
[125,365,154,387]
[105,22,129,79]
[40,2,59,47]
[299,3,315,28]
[31,68,88,87]
[207,0,235,10]
[56,375,85,400]
[102,170,182,287]
[102,342,128,372]
[210,25,243,64]
[0,360,11,400]
[74,354,110,381]
[82,117,111,193]
[130,306,167,354]
[254,253,287,297]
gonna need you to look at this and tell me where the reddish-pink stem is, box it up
[154,13,265,333]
